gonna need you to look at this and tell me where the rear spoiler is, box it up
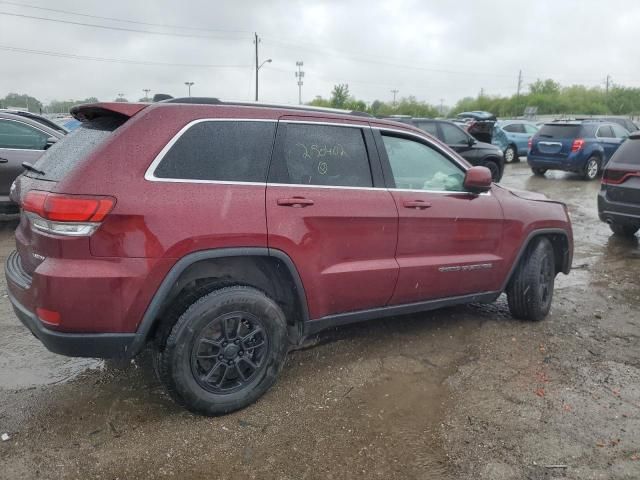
[70,102,149,122]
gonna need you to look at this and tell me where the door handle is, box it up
[403,200,432,210]
[277,197,315,207]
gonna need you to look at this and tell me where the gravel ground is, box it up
[1,161,639,479]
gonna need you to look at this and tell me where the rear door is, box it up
[597,125,623,162]
[266,118,399,320]
[374,128,504,304]
[0,119,49,199]
[502,123,530,153]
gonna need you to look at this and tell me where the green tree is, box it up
[330,84,350,108]
[46,97,99,114]
[1,93,42,113]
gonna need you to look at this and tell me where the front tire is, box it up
[610,223,639,237]
[507,238,555,321]
[483,160,502,182]
[583,156,600,180]
[504,145,518,164]
[156,286,288,416]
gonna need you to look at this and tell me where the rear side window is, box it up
[414,121,439,137]
[269,123,372,187]
[610,138,640,165]
[32,116,124,181]
[503,123,525,133]
[154,121,276,182]
[0,119,49,150]
[538,124,581,139]
[596,125,614,138]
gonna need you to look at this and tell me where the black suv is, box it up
[385,117,504,181]
[598,131,640,237]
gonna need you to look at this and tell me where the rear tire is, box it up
[155,286,288,416]
[507,237,555,322]
[531,167,547,176]
[583,156,600,180]
[504,145,518,164]
[610,223,639,237]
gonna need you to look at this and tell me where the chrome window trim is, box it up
[144,118,277,182]
[281,119,369,129]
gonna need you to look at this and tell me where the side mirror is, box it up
[467,136,476,146]
[463,166,493,193]
[44,137,58,150]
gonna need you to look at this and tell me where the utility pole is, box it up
[516,70,523,117]
[143,88,151,101]
[606,74,611,95]
[295,61,305,105]
[254,32,260,101]
[440,98,445,116]
[391,89,399,106]
[184,82,194,97]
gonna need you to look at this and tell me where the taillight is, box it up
[602,169,640,185]
[528,137,533,150]
[571,138,585,152]
[22,190,115,236]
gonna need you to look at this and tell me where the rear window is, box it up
[153,121,276,182]
[32,116,124,181]
[610,137,640,166]
[538,124,581,139]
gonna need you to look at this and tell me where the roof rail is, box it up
[161,97,372,117]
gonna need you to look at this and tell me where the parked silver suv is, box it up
[0,111,66,213]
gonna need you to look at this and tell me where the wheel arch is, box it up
[502,228,572,292]
[130,248,309,356]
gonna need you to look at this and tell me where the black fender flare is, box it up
[128,247,309,356]
[500,228,572,292]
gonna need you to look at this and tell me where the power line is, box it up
[0,0,250,34]
[0,11,246,39]
[0,44,252,68]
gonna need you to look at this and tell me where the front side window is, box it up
[611,124,629,139]
[0,119,49,150]
[382,134,465,192]
[154,121,277,182]
[270,123,372,187]
[440,123,469,145]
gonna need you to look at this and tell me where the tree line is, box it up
[3,78,640,118]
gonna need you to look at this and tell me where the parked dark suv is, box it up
[598,131,640,237]
[528,121,629,180]
[385,117,505,181]
[6,99,573,415]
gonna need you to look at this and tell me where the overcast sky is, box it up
[0,0,639,107]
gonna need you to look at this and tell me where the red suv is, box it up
[5,99,573,415]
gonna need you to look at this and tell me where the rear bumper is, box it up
[4,249,168,358]
[7,288,138,358]
[527,152,583,172]
[598,190,640,226]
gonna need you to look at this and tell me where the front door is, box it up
[266,119,399,320]
[374,129,505,305]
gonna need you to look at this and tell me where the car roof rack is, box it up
[161,97,372,117]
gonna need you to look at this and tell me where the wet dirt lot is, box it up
[1,161,639,479]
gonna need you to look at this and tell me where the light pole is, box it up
[143,88,151,101]
[295,61,304,105]
[255,58,272,102]
[184,82,194,97]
